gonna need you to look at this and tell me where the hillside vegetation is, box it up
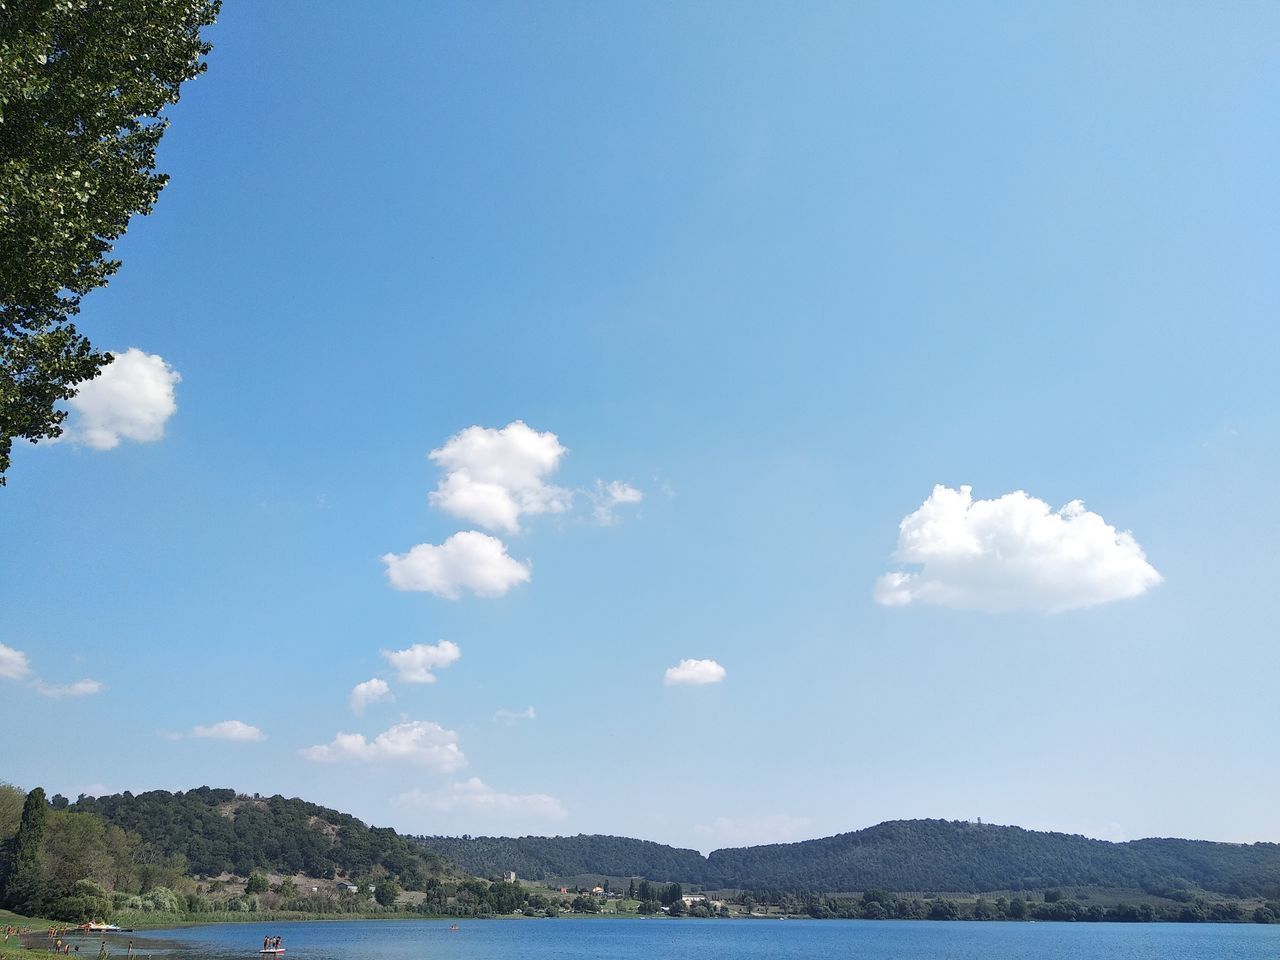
[0,784,456,922]
[416,834,709,885]
[416,819,1280,898]
[71,787,449,885]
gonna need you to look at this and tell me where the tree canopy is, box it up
[0,0,219,484]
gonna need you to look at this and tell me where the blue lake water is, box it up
[131,917,1280,960]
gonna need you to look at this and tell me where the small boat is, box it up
[260,950,285,956]
[81,924,121,933]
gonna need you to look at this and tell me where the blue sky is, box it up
[2,1,1278,853]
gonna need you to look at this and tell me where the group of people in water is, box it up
[262,936,285,952]
[30,931,129,959]
[42,930,78,955]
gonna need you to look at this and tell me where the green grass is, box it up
[1,910,69,959]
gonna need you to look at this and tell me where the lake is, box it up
[123,917,1280,960]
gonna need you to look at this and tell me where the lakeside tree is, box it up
[1,786,48,914]
[372,879,400,907]
[0,0,220,485]
[0,782,25,839]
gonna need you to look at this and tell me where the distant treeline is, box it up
[737,887,1280,923]
[416,819,1280,898]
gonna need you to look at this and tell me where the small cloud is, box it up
[395,777,565,820]
[2,643,103,697]
[429,421,571,533]
[33,678,104,698]
[349,678,394,713]
[693,813,812,850]
[191,720,266,742]
[587,479,644,525]
[64,347,180,450]
[493,706,536,724]
[874,485,1163,613]
[664,658,726,686]
[300,720,465,772]
[0,643,32,681]
[382,531,531,599]
[382,640,461,684]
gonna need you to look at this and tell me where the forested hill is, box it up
[705,820,1280,896]
[415,820,1280,897]
[70,787,453,886]
[415,834,711,885]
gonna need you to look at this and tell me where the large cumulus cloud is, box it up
[874,485,1162,613]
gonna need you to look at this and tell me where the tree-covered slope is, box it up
[415,833,711,884]
[414,819,1280,897]
[707,820,1129,892]
[71,787,452,888]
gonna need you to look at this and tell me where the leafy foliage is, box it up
[0,0,218,483]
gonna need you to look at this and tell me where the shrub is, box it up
[49,879,112,922]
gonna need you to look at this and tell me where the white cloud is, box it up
[493,706,537,723]
[1,643,103,697]
[873,484,1163,613]
[0,643,32,681]
[192,720,266,742]
[694,814,812,850]
[588,479,644,525]
[300,720,465,772]
[395,777,566,820]
[65,348,180,450]
[33,678,104,698]
[382,531,530,599]
[349,678,394,713]
[428,421,571,533]
[382,640,461,684]
[664,658,726,686]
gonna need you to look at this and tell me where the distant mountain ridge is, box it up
[415,819,1280,897]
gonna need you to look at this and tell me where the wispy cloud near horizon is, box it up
[301,720,465,772]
